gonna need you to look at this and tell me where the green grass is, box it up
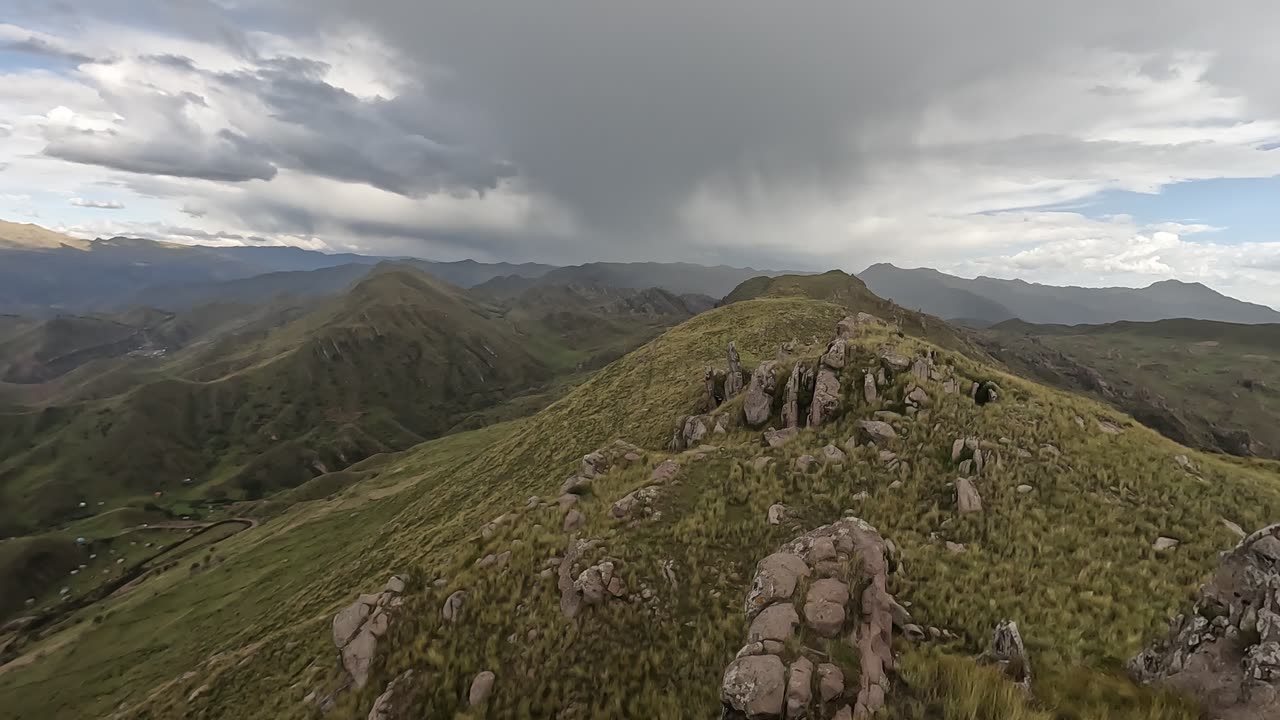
[983,317,1280,457]
[1,296,1275,719]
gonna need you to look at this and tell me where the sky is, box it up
[3,1,1280,306]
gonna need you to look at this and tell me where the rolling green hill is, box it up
[2,278,1275,719]
[0,267,559,536]
[979,318,1280,458]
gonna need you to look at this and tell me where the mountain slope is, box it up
[725,270,986,357]
[0,267,556,535]
[860,263,1280,325]
[979,317,1280,458]
[4,280,1274,719]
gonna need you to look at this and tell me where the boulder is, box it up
[562,508,585,533]
[442,590,466,623]
[836,313,884,339]
[803,578,850,637]
[1152,536,1179,552]
[857,420,897,445]
[341,628,378,689]
[945,541,966,554]
[748,603,800,643]
[911,357,931,382]
[821,338,848,369]
[611,485,661,519]
[560,475,592,496]
[745,361,782,428]
[879,351,911,374]
[763,427,799,448]
[333,600,372,648]
[809,367,841,427]
[781,362,807,430]
[817,663,844,703]
[821,444,847,464]
[905,386,931,408]
[768,504,791,526]
[1016,484,1034,494]
[726,342,745,398]
[863,372,877,405]
[650,459,681,484]
[367,670,412,720]
[955,478,983,514]
[786,657,814,719]
[987,620,1032,691]
[723,655,786,719]
[794,455,816,472]
[745,553,811,619]
[468,670,496,706]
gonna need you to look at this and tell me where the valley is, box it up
[1,222,1279,720]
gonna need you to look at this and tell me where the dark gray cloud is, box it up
[278,0,1280,243]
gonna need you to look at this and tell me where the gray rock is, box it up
[745,553,811,619]
[726,342,745,398]
[763,427,799,448]
[906,386,932,408]
[341,628,377,689]
[786,656,814,719]
[1153,536,1179,551]
[821,338,848,369]
[468,670,496,706]
[794,455,816,472]
[650,459,681,484]
[748,603,800,643]
[442,590,466,623]
[863,371,878,405]
[988,620,1032,691]
[821,444,847,464]
[1016,484,1034,494]
[745,361,782,428]
[817,663,844,703]
[956,478,983,514]
[879,351,912,374]
[809,367,841,427]
[562,508,585,533]
[767,504,790,526]
[804,578,849,637]
[367,670,412,720]
[722,655,785,719]
[781,362,807,430]
[857,420,897,445]
[611,485,661,519]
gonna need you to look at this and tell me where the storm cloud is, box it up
[3,0,1280,301]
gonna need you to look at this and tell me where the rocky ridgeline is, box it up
[721,518,922,719]
[679,312,998,455]
[1130,523,1280,718]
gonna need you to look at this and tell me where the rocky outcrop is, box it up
[745,361,782,428]
[862,371,877,405]
[671,414,729,451]
[781,362,809,430]
[986,620,1032,692]
[955,478,983,514]
[468,670,496,706]
[562,440,646,492]
[1130,524,1280,719]
[856,420,897,446]
[763,427,799,448]
[442,590,466,623]
[726,342,746,398]
[836,313,884,340]
[821,338,847,370]
[809,367,841,428]
[332,575,408,690]
[724,518,902,720]
[367,670,413,720]
[611,485,662,520]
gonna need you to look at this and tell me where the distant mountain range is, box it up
[859,263,1280,326]
[0,220,783,314]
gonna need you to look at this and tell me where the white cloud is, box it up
[70,197,124,209]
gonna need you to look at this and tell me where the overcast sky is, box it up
[3,1,1280,304]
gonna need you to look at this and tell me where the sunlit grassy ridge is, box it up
[1,295,1277,719]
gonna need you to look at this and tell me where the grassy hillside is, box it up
[980,318,1280,458]
[725,270,986,357]
[2,292,1276,719]
[0,267,557,536]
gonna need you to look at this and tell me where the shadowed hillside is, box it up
[4,276,1275,719]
